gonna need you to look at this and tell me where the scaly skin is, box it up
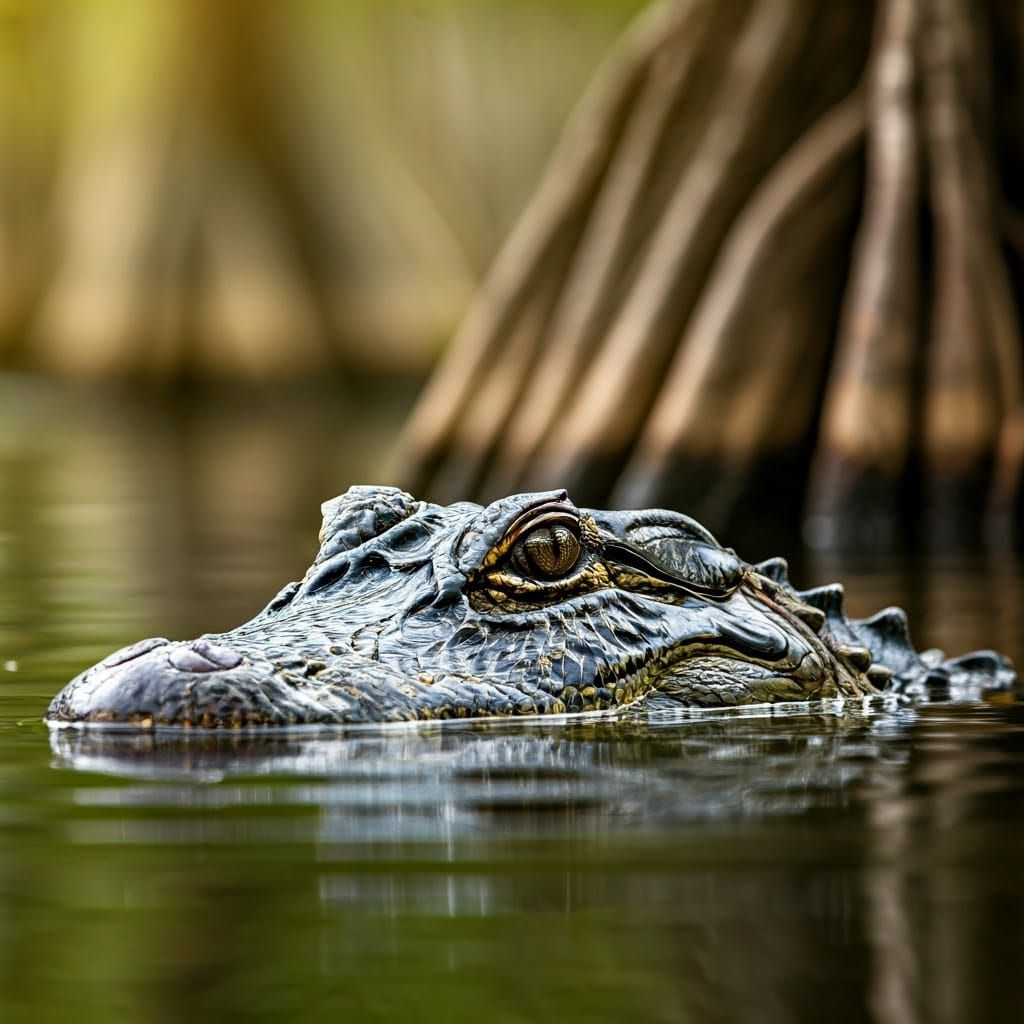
[46,486,1016,727]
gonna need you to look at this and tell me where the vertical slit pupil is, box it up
[522,525,580,577]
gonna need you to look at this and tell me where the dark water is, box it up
[1,378,1023,1023]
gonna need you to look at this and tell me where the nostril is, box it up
[193,638,244,669]
[97,637,169,670]
[168,639,243,673]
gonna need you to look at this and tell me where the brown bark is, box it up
[395,0,702,494]
[422,0,734,502]
[399,0,1024,549]
[524,0,815,502]
[805,0,921,546]
[920,0,1022,542]
[475,1,747,500]
[613,97,864,521]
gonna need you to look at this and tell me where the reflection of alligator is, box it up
[46,486,1016,728]
[47,706,906,828]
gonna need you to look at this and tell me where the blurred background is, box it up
[4,0,1022,554]
[0,0,653,652]
[0,0,642,377]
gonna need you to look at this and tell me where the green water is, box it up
[1,379,1023,1023]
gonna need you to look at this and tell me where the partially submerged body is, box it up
[47,487,1015,727]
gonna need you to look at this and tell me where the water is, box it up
[1,379,1023,1023]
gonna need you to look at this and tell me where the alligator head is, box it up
[46,486,1015,727]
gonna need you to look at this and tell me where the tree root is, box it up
[613,96,864,535]
[400,0,1024,549]
[523,0,817,501]
[919,0,1022,543]
[804,0,921,549]
[471,0,741,501]
[396,0,703,494]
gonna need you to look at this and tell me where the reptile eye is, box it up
[511,523,581,579]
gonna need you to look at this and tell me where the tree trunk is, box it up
[398,0,1024,551]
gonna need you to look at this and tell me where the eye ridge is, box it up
[516,524,581,578]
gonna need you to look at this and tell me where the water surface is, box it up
[1,380,1022,1023]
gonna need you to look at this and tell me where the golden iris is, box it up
[512,524,581,579]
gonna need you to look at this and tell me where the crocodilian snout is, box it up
[45,636,262,727]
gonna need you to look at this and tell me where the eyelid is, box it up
[502,502,580,549]
[471,500,583,578]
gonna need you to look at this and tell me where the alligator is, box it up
[46,486,1016,728]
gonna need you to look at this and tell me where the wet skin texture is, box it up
[47,486,1016,727]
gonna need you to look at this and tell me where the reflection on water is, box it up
[47,701,910,829]
[2,379,1024,1022]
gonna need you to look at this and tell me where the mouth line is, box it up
[594,630,810,699]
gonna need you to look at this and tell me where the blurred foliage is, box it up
[0,0,645,376]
